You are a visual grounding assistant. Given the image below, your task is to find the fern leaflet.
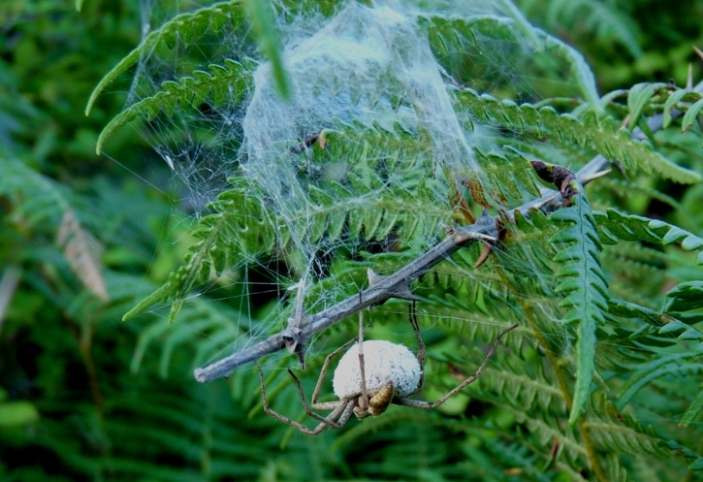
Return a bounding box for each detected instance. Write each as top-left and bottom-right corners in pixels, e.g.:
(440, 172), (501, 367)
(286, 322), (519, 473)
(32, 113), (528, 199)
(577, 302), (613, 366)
(549, 192), (608, 424)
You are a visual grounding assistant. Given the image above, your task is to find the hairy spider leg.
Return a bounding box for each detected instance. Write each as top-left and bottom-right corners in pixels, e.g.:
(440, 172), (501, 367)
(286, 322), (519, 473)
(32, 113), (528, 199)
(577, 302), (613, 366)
(393, 323), (519, 410)
(309, 336), (358, 406)
(286, 369), (350, 428)
(285, 335), (358, 427)
(408, 301), (426, 395)
(356, 292), (370, 414)
(256, 362), (355, 435)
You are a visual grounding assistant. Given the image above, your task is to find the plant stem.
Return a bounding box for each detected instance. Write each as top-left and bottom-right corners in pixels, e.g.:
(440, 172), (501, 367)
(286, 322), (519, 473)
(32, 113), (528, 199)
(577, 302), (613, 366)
(194, 160), (607, 382)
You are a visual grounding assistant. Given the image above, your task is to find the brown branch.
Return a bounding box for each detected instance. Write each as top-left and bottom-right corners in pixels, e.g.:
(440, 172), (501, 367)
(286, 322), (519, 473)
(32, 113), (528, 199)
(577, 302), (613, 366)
(193, 160), (607, 382)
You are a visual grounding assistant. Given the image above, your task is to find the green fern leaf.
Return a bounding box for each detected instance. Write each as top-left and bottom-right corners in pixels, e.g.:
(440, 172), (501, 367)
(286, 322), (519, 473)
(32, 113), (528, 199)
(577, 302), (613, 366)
(0, 158), (70, 223)
(130, 298), (246, 377)
(507, 407), (587, 462)
(616, 353), (701, 407)
(607, 298), (664, 326)
(479, 436), (552, 482)
(480, 363), (567, 414)
(681, 97), (703, 133)
(627, 82), (668, 130)
(597, 178), (698, 230)
(526, 0), (642, 58)
(96, 59), (253, 154)
(123, 126), (449, 320)
(595, 209), (703, 264)
(86, 1), (245, 115)
(475, 147), (541, 199)
(549, 193), (608, 425)
(679, 384), (703, 427)
(662, 90), (702, 128)
(424, 15), (601, 109)
(662, 281), (703, 312)
(455, 89), (702, 183)
(586, 395), (702, 467)
(123, 203), (246, 322)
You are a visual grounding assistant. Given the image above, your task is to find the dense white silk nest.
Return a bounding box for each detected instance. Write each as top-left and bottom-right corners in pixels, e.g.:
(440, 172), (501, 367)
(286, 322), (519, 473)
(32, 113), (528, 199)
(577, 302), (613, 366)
(333, 340), (421, 399)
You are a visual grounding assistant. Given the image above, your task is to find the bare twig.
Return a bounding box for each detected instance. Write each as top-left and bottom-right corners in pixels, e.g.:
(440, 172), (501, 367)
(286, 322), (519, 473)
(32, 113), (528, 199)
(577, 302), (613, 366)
(193, 160), (604, 382)
(193, 80), (703, 383)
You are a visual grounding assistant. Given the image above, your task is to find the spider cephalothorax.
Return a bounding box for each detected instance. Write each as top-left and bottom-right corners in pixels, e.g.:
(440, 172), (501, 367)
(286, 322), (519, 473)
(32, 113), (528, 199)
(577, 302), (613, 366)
(256, 302), (518, 435)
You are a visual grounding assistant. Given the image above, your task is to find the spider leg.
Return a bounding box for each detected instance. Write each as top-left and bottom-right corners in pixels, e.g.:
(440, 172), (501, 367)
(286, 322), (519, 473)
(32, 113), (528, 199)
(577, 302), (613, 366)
(393, 323), (519, 410)
(286, 368), (348, 429)
(357, 294), (369, 413)
(336, 399), (356, 427)
(409, 300), (426, 393)
(256, 363), (350, 435)
(309, 335), (358, 405)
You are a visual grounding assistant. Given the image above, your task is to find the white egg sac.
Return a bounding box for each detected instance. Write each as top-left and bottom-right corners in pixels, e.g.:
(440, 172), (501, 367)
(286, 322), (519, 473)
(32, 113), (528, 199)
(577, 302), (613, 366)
(333, 340), (422, 399)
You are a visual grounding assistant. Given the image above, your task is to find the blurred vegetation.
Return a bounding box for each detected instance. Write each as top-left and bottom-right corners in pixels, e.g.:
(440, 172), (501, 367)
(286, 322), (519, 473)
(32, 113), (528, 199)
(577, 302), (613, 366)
(1, 1), (703, 481)
(517, 0), (703, 90)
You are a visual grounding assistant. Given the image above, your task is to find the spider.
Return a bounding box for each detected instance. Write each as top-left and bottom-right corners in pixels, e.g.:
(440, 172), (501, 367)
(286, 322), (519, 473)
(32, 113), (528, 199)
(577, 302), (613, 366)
(256, 303), (518, 435)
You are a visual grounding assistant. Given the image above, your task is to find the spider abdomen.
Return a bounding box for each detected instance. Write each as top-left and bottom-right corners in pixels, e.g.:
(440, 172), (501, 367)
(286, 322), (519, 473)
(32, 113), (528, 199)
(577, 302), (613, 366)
(332, 340), (421, 399)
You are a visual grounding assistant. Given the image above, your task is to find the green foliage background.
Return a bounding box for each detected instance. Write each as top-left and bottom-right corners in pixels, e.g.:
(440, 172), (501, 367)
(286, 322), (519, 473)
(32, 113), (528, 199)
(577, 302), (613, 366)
(1, 0), (703, 481)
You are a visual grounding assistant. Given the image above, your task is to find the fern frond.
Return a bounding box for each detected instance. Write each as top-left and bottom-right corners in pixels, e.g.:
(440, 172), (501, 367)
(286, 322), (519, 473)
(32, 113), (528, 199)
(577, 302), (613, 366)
(422, 15), (601, 109)
(480, 363), (567, 414)
(454, 89), (702, 183)
(125, 123), (464, 320)
(586, 396), (703, 470)
(549, 193), (608, 425)
(129, 296), (247, 378)
(681, 98), (703, 134)
(607, 298), (665, 326)
(679, 384), (703, 427)
(89, 387), (281, 480)
(85, 1), (246, 115)
(328, 409), (428, 451)
(475, 147), (541, 200)
(601, 453), (632, 482)
(508, 407), (588, 462)
(623, 84), (703, 141)
(663, 280), (703, 313)
(627, 82), (670, 129)
(96, 59), (254, 154)
(123, 171), (291, 323)
(451, 409), (590, 480)
(595, 208), (703, 264)
(659, 88), (703, 128)
(595, 177), (699, 231)
(601, 245), (666, 279)
(0, 158), (70, 225)
(520, 0), (642, 58)
(478, 435), (552, 482)
(615, 353), (702, 408)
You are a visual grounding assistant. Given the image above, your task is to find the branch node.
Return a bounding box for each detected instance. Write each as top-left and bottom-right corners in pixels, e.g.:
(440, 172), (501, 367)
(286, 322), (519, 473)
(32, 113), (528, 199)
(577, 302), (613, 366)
(282, 326), (307, 368)
(367, 268), (419, 301)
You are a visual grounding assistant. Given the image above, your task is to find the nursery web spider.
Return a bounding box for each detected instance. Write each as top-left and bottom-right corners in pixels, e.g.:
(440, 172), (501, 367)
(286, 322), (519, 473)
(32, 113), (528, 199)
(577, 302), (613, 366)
(256, 302), (518, 435)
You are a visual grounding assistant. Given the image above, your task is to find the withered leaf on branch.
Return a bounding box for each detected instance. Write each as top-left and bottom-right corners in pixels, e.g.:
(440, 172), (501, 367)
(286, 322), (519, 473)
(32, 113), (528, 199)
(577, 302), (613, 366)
(530, 160), (579, 204)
